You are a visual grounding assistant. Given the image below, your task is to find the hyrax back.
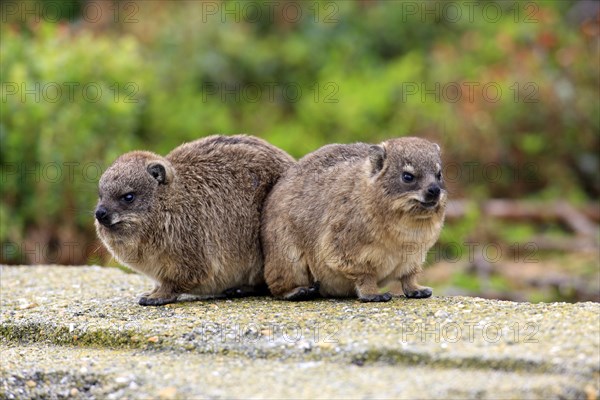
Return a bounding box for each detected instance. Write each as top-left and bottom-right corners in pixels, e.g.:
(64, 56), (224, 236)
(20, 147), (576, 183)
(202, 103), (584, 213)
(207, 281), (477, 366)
(262, 137), (446, 302)
(95, 135), (294, 306)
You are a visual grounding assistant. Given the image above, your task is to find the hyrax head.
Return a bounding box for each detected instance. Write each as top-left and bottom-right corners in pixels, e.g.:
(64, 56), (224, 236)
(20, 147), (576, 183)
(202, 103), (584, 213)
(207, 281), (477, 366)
(95, 151), (175, 237)
(366, 137), (447, 217)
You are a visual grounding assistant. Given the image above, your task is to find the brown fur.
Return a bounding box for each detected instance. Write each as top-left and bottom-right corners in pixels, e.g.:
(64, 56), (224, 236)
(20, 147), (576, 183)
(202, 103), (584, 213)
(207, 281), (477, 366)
(95, 135), (294, 306)
(262, 137), (447, 302)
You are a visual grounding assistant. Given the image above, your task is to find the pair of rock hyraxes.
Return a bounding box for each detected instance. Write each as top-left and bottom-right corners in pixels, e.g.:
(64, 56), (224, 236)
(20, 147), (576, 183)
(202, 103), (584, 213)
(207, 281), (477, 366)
(95, 135), (447, 305)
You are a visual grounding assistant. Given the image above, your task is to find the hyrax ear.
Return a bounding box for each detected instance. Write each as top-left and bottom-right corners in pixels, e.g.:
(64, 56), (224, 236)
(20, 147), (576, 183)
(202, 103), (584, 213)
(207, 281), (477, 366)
(433, 143), (441, 153)
(368, 144), (386, 175)
(146, 160), (174, 185)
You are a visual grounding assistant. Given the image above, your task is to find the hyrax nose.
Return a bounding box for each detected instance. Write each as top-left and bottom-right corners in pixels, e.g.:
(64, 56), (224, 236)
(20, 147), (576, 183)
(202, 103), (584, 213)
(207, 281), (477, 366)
(425, 184), (441, 200)
(95, 206), (110, 225)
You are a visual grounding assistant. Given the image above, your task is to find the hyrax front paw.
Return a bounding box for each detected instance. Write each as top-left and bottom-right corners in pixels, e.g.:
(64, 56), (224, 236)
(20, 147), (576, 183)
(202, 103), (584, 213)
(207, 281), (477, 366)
(359, 292), (393, 302)
(404, 287), (432, 299)
(138, 295), (178, 306)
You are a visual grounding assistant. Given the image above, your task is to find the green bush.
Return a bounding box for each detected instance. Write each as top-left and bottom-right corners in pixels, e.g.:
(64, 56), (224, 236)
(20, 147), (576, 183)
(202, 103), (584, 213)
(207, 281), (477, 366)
(0, 0), (597, 266)
(1, 23), (152, 263)
(137, 0), (598, 198)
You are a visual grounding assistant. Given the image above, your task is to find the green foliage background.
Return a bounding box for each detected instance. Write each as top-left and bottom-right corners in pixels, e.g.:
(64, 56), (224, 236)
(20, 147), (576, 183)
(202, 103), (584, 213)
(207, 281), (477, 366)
(1, 0), (598, 300)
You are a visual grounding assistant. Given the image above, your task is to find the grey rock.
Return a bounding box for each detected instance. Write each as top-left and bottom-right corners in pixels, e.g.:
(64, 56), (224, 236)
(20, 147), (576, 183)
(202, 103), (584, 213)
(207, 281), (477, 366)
(1, 266), (598, 399)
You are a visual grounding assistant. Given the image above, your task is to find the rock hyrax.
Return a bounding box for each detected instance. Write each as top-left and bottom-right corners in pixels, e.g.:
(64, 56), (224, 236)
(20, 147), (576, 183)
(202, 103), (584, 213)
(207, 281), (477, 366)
(95, 135), (294, 306)
(262, 137), (446, 302)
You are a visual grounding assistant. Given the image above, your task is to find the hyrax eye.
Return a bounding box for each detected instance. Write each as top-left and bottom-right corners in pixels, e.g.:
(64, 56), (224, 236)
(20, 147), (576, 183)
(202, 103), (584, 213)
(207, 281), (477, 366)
(121, 193), (135, 203)
(436, 171), (442, 180)
(402, 172), (415, 183)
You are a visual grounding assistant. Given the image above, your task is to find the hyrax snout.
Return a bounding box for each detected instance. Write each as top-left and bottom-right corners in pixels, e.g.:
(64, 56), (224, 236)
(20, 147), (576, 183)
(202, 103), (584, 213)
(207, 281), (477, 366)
(95, 135), (294, 306)
(262, 137), (447, 302)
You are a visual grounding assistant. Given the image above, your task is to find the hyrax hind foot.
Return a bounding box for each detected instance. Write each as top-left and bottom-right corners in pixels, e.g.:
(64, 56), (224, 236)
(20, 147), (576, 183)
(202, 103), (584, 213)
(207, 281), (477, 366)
(138, 285), (179, 306)
(404, 287), (433, 299)
(222, 284), (270, 298)
(401, 274), (433, 299)
(138, 294), (179, 306)
(283, 282), (321, 301)
(356, 275), (392, 302)
(359, 292), (393, 302)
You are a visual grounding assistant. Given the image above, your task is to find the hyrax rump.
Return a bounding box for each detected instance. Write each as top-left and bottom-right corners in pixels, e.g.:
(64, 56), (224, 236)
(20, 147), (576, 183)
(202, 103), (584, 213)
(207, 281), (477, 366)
(95, 135), (294, 306)
(262, 137), (447, 302)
